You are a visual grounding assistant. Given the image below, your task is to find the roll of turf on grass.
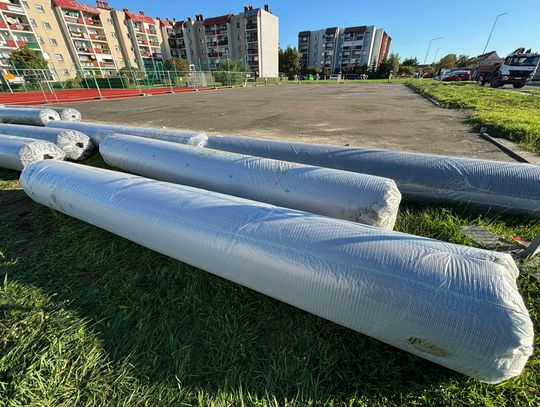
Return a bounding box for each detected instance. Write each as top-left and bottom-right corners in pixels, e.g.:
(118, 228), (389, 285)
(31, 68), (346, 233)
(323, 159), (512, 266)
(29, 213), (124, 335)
(0, 134), (65, 170)
(0, 123), (92, 160)
(1, 105), (81, 122)
(21, 160), (533, 383)
(47, 120), (207, 146)
(0, 107), (60, 126)
(100, 134), (401, 228)
(205, 135), (540, 217)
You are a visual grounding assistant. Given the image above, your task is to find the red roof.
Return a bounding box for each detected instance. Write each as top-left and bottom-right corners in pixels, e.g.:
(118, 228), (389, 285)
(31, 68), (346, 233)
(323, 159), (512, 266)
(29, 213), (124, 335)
(53, 0), (100, 14)
(158, 18), (172, 27)
(125, 10), (155, 24)
(203, 14), (232, 26)
(173, 21), (185, 29)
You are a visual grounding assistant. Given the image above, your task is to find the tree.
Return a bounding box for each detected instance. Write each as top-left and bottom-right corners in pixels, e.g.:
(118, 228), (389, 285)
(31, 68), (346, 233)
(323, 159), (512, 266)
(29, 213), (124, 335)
(279, 46), (301, 77)
(164, 57), (189, 72)
(456, 55), (474, 68)
(214, 59), (249, 85)
(434, 54), (457, 72)
(8, 46), (49, 85)
(401, 57), (419, 67)
(321, 67), (330, 78)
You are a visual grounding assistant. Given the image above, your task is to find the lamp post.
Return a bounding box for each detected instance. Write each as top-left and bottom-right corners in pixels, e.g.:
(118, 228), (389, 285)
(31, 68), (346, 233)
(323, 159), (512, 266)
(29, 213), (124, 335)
(482, 12), (507, 55)
(423, 37), (444, 65)
(433, 47), (442, 64)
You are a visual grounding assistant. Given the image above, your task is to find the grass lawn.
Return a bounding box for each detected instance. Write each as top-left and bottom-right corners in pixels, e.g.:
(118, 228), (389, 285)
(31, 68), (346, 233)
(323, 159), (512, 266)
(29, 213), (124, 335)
(1, 154), (539, 405)
(406, 80), (540, 154)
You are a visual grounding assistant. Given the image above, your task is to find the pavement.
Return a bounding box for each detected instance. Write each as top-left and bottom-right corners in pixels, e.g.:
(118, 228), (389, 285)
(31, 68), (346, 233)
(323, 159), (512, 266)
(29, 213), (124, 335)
(63, 83), (513, 161)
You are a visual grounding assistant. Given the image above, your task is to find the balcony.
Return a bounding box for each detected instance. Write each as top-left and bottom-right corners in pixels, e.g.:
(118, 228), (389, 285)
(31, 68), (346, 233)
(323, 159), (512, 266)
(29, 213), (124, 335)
(246, 35), (257, 43)
(246, 24), (257, 30)
(0, 3), (24, 14)
(9, 22), (31, 32)
(247, 48), (258, 55)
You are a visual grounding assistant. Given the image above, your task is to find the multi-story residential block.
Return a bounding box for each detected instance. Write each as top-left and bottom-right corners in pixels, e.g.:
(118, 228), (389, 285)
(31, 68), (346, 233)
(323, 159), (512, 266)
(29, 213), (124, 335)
(298, 25), (391, 73)
(27, 0), (75, 80)
(0, 0), (43, 69)
(169, 5), (278, 77)
(0, 0), (279, 79)
(52, 0), (118, 75)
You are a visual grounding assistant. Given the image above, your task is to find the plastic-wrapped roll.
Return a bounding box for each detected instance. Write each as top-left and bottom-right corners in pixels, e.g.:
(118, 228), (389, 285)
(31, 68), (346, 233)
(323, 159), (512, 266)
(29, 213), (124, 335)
(47, 120), (207, 146)
(205, 135), (540, 217)
(100, 134), (401, 228)
(0, 134), (65, 170)
(51, 107), (81, 122)
(21, 160), (533, 383)
(0, 107), (60, 126)
(0, 123), (92, 160)
(1, 105), (81, 122)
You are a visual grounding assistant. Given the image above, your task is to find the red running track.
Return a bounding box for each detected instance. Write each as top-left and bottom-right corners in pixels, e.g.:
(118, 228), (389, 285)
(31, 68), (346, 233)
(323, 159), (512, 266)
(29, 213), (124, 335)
(0, 86), (227, 105)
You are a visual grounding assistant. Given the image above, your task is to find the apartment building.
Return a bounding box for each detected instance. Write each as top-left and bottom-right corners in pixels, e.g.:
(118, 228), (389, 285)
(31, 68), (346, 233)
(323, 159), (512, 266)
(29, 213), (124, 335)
(298, 25), (391, 73)
(169, 5), (278, 77)
(1, 1), (279, 79)
(0, 0), (43, 69)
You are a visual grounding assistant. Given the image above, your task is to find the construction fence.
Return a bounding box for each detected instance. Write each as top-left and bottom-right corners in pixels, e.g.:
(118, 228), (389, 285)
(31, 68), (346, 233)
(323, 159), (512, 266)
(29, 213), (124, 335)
(0, 67), (287, 95)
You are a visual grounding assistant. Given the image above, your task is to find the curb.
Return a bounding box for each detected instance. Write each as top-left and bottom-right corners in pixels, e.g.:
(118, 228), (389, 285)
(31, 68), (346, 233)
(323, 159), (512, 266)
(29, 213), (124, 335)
(406, 84), (441, 107)
(478, 130), (529, 163)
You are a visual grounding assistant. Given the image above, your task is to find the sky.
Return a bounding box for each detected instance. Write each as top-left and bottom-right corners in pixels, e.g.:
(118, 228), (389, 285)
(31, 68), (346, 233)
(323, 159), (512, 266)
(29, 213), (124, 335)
(106, 0), (540, 62)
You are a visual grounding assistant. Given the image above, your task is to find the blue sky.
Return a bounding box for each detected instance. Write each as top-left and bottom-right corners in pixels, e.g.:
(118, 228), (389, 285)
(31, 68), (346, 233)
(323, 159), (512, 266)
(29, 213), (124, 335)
(107, 0), (540, 61)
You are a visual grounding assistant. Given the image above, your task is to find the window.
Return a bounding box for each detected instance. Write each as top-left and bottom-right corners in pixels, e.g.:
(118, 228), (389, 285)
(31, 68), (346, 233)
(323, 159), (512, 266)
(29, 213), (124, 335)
(29, 18), (36, 27)
(43, 22), (51, 30)
(63, 69), (69, 75)
(42, 52), (50, 60)
(236, 22), (240, 28)
(37, 36), (44, 44)
(111, 32), (117, 38)
(36, 4), (45, 13)
(22, 1), (29, 8)
(107, 18), (113, 24)
(55, 54), (64, 61)
(50, 38), (58, 46)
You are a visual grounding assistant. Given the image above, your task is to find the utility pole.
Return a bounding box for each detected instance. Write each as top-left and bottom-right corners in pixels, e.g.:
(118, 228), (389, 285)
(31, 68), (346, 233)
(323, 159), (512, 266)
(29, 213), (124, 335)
(423, 37), (444, 65)
(482, 12), (508, 55)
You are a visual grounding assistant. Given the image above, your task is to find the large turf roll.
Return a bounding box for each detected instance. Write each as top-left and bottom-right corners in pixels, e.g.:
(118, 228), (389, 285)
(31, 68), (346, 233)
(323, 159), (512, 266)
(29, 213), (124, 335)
(21, 160), (533, 383)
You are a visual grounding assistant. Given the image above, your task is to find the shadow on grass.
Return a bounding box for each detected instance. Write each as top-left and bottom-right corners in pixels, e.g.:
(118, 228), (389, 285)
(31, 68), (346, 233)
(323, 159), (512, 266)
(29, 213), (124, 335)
(0, 168), (20, 182)
(0, 188), (468, 403)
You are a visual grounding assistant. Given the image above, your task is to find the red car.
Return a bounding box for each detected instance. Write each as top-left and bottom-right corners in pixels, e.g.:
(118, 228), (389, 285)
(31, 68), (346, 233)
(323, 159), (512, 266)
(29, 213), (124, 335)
(442, 71), (471, 81)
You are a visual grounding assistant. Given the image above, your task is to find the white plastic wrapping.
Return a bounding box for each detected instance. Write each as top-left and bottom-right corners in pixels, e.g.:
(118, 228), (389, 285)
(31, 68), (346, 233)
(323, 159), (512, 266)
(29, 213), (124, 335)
(205, 135), (540, 217)
(0, 123), (93, 160)
(0, 107), (60, 126)
(47, 120), (207, 146)
(21, 160), (533, 383)
(100, 134), (401, 228)
(1, 105), (81, 122)
(0, 134), (65, 170)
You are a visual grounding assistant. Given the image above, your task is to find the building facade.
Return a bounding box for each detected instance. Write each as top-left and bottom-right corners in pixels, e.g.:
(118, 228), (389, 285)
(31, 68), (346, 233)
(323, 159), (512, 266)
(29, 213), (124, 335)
(166, 5), (278, 77)
(1, 0), (279, 80)
(0, 0), (44, 69)
(298, 25), (391, 73)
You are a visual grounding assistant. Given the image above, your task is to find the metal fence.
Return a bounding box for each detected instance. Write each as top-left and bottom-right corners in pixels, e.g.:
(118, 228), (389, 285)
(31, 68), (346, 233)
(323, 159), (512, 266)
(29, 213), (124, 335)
(0, 67), (287, 95)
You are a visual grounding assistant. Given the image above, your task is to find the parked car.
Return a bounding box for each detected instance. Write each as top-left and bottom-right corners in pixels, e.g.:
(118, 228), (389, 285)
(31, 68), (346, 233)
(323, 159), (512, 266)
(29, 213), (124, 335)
(442, 70), (471, 81)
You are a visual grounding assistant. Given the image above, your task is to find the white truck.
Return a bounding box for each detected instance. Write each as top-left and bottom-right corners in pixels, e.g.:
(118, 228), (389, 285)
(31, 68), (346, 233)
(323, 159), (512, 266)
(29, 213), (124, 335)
(477, 48), (540, 88)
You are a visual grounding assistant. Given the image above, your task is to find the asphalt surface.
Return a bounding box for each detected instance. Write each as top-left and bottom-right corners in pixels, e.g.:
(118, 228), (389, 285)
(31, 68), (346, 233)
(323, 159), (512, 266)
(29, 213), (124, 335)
(65, 83), (513, 161)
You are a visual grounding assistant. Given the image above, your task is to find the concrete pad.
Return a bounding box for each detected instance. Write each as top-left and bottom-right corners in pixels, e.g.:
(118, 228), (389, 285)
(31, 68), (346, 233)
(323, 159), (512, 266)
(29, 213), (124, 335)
(63, 83), (513, 161)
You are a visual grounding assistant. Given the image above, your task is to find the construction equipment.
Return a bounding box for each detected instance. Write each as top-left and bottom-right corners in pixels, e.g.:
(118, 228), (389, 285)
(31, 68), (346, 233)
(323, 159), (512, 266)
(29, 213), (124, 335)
(477, 48), (540, 88)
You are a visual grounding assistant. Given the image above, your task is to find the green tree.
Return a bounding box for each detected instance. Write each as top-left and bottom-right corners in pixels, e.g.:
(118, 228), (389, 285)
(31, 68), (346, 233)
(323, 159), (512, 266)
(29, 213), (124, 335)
(279, 46), (301, 76)
(214, 59), (249, 85)
(8, 46), (49, 85)
(456, 55), (474, 68)
(402, 57), (419, 66)
(164, 57), (189, 72)
(321, 67), (330, 78)
(435, 54), (457, 72)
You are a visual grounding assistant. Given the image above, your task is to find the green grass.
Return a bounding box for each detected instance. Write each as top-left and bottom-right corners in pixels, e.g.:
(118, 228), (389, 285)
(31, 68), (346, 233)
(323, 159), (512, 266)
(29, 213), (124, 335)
(407, 80), (540, 153)
(1, 159), (539, 406)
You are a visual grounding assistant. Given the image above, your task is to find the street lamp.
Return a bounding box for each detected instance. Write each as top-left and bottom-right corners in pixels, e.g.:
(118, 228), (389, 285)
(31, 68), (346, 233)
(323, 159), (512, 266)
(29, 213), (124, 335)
(423, 37), (444, 65)
(482, 12), (508, 55)
(433, 47), (443, 63)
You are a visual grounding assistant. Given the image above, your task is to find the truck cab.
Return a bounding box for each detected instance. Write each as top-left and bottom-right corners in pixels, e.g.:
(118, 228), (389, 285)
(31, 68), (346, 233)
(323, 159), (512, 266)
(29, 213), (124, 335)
(478, 48), (540, 88)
